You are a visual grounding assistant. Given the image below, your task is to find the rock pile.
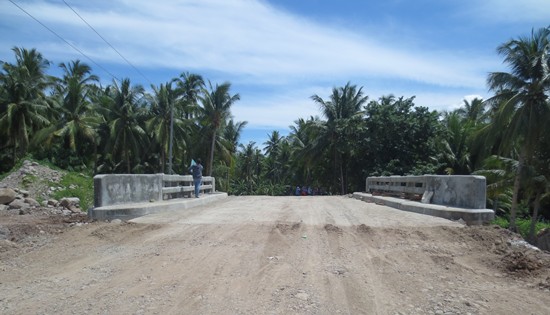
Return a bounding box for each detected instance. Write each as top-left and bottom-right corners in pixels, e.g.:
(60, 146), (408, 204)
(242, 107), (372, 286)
(0, 160), (64, 200)
(0, 160), (83, 216)
(0, 187), (83, 216)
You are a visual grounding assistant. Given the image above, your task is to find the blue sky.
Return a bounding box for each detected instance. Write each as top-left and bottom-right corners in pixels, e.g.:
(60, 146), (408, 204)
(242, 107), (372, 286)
(1, 0), (549, 148)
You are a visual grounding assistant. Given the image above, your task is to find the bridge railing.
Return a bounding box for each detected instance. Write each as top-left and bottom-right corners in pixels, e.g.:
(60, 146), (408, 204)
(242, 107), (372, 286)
(367, 175), (426, 197)
(162, 175), (215, 199)
(93, 173), (216, 208)
(366, 175), (487, 209)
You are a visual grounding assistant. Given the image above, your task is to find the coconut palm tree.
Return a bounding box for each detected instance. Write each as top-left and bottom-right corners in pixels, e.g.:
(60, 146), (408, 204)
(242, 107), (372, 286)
(216, 119), (247, 191)
(145, 81), (190, 173)
(34, 60), (99, 167)
(101, 78), (147, 173)
(485, 26), (550, 232)
(263, 130), (284, 182)
(199, 81), (240, 176)
(264, 130), (282, 159)
(474, 155), (516, 215)
(0, 47), (52, 163)
(526, 174), (548, 243)
(238, 141), (262, 182)
(288, 116), (321, 187)
(176, 72), (204, 120)
(311, 82), (368, 194)
(223, 119), (247, 155)
(439, 111), (473, 175)
(457, 97), (487, 125)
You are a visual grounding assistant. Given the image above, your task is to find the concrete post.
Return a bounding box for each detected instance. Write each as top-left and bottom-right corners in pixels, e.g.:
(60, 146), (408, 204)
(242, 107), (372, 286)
(156, 173), (164, 201)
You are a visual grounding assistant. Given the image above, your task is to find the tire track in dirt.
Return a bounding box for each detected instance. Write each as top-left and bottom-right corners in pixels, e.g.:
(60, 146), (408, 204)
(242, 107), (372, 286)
(319, 222), (384, 314)
(2, 196), (550, 315)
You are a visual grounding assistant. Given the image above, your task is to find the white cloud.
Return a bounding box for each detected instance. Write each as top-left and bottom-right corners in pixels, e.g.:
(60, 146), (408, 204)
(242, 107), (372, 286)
(411, 93), (486, 113)
(1, 0), (500, 145)
(1, 0), (489, 89)
(233, 89), (322, 129)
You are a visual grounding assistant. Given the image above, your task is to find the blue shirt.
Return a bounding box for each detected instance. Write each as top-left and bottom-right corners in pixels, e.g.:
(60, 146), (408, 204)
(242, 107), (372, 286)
(189, 164), (203, 179)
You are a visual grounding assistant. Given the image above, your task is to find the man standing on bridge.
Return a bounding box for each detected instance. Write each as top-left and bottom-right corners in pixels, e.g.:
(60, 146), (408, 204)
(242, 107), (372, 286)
(188, 158), (203, 198)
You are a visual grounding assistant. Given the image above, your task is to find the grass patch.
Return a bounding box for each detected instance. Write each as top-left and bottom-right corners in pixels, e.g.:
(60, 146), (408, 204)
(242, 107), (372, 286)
(491, 216), (509, 229)
(21, 174), (38, 189)
(0, 157), (94, 211)
(51, 172), (94, 212)
(491, 216), (550, 239)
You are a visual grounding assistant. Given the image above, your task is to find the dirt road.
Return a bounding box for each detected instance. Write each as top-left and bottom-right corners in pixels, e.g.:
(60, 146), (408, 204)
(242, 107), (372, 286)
(1, 196), (549, 314)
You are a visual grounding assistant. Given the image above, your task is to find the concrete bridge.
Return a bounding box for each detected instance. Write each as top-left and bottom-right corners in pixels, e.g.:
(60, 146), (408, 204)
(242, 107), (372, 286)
(89, 174), (494, 225)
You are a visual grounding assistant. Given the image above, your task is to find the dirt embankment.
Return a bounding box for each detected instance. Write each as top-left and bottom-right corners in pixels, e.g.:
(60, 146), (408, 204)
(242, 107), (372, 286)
(0, 161), (89, 253)
(1, 195), (549, 315)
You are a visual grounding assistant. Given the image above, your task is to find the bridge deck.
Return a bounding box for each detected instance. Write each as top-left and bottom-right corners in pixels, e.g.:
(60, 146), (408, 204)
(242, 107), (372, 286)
(92, 192), (492, 226)
(130, 195), (462, 228)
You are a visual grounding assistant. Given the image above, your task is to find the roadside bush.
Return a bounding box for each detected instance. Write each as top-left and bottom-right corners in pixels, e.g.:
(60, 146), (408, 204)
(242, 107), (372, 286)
(491, 216), (550, 240)
(52, 172), (94, 212)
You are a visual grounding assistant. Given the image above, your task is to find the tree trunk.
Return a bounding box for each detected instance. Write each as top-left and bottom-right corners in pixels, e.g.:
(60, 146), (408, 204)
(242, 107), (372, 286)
(12, 143), (16, 166)
(339, 154), (345, 195)
(168, 106), (174, 174)
(126, 149), (131, 174)
(509, 148), (525, 233)
(93, 139), (98, 175)
(161, 149), (166, 174)
(528, 192), (541, 244)
(333, 146), (339, 194)
(208, 130), (216, 176)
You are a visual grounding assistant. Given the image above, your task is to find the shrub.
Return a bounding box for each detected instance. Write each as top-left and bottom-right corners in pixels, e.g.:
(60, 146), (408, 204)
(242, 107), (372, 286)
(491, 215), (550, 239)
(52, 172), (94, 212)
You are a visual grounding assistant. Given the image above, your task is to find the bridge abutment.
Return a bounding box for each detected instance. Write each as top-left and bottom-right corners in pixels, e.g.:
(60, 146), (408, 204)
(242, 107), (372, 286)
(356, 175), (494, 225)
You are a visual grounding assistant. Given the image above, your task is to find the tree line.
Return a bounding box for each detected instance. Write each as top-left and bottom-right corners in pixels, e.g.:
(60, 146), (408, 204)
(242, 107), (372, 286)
(1, 27), (549, 237)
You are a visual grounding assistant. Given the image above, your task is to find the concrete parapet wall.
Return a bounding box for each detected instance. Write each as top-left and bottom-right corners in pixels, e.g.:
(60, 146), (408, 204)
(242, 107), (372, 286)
(94, 174), (163, 208)
(94, 174), (216, 208)
(367, 175), (487, 209)
(425, 175), (486, 209)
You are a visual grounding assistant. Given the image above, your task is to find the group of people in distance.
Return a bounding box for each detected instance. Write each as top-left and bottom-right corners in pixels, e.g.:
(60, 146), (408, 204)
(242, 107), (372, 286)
(295, 185), (325, 196)
(188, 158), (330, 198)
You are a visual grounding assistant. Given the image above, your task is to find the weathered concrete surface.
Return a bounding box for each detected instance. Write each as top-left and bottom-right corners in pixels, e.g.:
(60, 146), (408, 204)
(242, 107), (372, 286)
(425, 175), (487, 209)
(89, 192), (228, 220)
(353, 192), (494, 225)
(94, 174), (163, 208)
(367, 175), (488, 210)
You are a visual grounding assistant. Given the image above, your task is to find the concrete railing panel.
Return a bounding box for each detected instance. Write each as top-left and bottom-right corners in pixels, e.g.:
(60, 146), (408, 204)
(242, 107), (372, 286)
(94, 174), (216, 208)
(367, 175), (487, 209)
(94, 174), (163, 208)
(425, 175), (486, 209)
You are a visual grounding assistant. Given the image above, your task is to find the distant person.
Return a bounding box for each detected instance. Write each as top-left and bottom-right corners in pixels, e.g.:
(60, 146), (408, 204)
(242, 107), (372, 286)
(295, 186), (301, 196)
(188, 158), (203, 198)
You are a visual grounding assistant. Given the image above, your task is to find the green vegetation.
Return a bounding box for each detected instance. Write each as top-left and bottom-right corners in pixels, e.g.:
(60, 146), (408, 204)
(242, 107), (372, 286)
(51, 172), (94, 212)
(21, 174), (38, 189)
(1, 27), (549, 241)
(492, 216), (550, 240)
